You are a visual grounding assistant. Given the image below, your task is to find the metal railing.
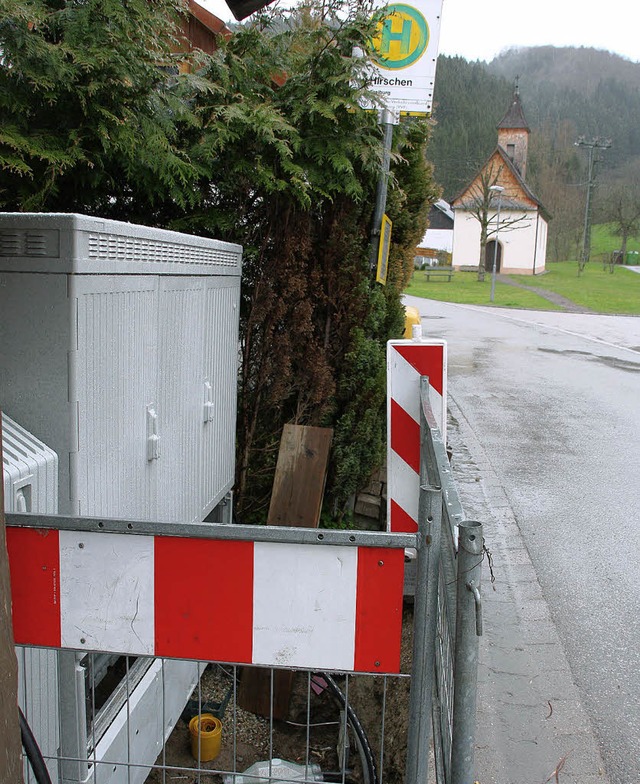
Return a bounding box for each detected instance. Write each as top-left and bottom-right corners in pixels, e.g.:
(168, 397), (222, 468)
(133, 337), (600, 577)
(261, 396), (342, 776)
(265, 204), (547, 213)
(7, 378), (483, 784)
(408, 377), (484, 784)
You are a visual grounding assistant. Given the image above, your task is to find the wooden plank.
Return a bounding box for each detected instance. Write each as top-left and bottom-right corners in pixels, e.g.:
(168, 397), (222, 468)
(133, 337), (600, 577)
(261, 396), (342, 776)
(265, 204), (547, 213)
(240, 424), (332, 719)
(0, 413), (23, 783)
(267, 424), (333, 528)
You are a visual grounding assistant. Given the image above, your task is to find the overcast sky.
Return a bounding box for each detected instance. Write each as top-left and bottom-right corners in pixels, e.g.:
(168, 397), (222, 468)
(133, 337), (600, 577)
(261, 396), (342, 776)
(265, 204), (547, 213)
(438, 0), (639, 63)
(200, 0), (640, 64)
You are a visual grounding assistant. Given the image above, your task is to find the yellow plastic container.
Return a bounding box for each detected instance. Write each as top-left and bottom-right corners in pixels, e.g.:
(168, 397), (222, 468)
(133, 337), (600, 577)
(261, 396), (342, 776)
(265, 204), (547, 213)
(189, 713), (222, 762)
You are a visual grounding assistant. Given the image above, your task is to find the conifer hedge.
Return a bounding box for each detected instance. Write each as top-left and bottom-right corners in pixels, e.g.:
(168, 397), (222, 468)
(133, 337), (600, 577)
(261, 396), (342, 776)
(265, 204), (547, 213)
(0, 0), (438, 523)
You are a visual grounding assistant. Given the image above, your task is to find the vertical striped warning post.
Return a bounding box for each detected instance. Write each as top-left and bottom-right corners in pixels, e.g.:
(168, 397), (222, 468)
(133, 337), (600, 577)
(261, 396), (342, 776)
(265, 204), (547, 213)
(387, 339), (447, 533)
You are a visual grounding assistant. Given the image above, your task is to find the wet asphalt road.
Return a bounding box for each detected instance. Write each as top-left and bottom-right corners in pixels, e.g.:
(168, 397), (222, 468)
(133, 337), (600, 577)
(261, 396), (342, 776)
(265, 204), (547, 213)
(404, 295), (640, 784)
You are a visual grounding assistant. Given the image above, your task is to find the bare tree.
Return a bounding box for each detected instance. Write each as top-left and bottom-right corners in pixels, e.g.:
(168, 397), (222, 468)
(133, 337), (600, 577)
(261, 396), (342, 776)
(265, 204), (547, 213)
(458, 163), (530, 281)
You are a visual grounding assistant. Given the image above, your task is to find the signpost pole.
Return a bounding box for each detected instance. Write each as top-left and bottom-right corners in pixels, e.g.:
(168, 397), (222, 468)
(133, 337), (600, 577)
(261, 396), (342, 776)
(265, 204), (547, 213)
(369, 109), (398, 273)
(363, 0), (444, 274)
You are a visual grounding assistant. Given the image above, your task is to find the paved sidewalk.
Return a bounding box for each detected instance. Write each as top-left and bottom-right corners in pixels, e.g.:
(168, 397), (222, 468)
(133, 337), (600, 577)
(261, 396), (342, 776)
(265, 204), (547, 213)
(447, 398), (609, 784)
(495, 274), (592, 313)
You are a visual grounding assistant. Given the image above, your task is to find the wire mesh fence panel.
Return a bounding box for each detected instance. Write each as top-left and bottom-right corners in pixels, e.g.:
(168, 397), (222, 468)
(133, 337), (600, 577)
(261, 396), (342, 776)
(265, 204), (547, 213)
(432, 554), (455, 784)
(18, 655), (415, 784)
(432, 502), (460, 784)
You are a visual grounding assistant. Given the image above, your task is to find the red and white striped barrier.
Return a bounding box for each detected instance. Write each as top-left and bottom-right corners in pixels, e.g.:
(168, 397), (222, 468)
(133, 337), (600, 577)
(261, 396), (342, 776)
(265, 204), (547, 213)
(7, 527), (404, 673)
(387, 339), (447, 533)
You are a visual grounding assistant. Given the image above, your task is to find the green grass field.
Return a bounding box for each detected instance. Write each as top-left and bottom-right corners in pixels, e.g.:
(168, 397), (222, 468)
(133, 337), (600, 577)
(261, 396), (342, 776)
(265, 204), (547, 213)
(406, 261), (640, 315)
(590, 223), (640, 259)
(405, 221), (640, 314)
(405, 269), (558, 309)
(521, 261), (640, 314)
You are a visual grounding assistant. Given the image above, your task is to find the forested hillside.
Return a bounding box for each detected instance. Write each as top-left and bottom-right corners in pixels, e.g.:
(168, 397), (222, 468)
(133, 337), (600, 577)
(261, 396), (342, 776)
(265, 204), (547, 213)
(429, 57), (512, 199)
(429, 47), (640, 261)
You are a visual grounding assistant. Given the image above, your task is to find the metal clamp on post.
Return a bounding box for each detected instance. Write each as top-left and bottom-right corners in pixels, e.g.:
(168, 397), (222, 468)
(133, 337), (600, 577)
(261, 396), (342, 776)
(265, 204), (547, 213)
(146, 405), (160, 461)
(466, 579), (483, 637)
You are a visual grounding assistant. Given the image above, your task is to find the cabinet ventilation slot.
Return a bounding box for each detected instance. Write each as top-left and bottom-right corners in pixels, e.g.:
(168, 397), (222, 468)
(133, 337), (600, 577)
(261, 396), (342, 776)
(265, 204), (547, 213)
(0, 229), (60, 258)
(86, 234), (238, 268)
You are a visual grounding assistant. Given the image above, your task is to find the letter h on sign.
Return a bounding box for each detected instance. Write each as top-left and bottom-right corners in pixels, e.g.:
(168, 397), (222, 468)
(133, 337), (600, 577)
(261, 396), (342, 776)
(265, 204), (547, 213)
(381, 17), (412, 56)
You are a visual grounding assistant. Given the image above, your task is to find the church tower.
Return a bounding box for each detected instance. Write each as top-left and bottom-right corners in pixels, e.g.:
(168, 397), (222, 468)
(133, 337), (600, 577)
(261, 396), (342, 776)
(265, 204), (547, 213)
(497, 85), (530, 179)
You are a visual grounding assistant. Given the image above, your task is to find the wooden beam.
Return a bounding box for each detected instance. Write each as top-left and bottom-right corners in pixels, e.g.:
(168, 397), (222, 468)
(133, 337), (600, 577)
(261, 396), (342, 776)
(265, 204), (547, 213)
(239, 425), (333, 719)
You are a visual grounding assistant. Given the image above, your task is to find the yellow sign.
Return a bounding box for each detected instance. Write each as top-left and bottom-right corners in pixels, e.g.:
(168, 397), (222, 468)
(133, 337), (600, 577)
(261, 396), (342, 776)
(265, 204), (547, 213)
(376, 214), (392, 285)
(370, 4), (429, 71)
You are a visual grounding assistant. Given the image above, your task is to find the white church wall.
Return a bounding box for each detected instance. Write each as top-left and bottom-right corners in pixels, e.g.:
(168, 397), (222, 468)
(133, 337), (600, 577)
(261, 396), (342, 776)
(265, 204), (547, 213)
(452, 212), (481, 268)
(453, 209), (546, 274)
(498, 210), (535, 273)
(533, 215), (548, 274)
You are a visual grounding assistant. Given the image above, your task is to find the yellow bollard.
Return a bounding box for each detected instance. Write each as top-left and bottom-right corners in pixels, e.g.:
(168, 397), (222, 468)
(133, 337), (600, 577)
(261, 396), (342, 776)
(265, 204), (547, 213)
(403, 305), (421, 338)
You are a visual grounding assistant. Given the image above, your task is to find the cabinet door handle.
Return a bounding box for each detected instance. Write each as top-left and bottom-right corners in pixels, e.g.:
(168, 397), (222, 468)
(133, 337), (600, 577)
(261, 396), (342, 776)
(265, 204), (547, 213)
(204, 380), (214, 423)
(146, 405), (161, 461)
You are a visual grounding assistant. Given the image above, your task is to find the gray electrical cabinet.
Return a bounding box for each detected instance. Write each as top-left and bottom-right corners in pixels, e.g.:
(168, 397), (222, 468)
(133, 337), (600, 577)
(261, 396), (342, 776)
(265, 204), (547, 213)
(0, 213), (243, 783)
(0, 212), (242, 523)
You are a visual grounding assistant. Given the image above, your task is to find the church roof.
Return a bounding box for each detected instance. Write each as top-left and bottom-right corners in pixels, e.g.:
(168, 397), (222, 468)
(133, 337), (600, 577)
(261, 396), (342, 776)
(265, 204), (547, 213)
(433, 199), (454, 221)
(494, 147), (547, 213)
(450, 146), (551, 220)
(497, 91), (530, 131)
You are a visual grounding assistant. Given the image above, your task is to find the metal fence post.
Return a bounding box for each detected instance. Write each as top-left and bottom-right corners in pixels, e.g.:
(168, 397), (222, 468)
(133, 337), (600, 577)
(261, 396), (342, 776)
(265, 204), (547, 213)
(58, 651), (89, 783)
(450, 521), (483, 784)
(406, 485), (442, 784)
(0, 417), (22, 784)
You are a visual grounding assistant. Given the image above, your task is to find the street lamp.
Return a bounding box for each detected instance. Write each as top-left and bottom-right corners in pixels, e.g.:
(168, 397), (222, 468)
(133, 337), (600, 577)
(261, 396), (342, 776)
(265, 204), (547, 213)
(488, 185), (504, 303)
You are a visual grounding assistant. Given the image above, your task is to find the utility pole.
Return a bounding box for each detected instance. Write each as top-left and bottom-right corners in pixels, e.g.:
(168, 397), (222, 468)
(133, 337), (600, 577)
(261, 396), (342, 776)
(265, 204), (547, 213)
(575, 136), (611, 273)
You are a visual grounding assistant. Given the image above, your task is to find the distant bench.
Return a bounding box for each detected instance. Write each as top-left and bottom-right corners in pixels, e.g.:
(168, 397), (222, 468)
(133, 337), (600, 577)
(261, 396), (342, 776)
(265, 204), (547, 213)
(425, 266), (454, 282)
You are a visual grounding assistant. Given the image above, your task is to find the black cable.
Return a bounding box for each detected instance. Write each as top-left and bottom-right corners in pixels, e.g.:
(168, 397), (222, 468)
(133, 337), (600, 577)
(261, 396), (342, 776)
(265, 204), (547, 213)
(19, 706), (53, 784)
(318, 674), (378, 784)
